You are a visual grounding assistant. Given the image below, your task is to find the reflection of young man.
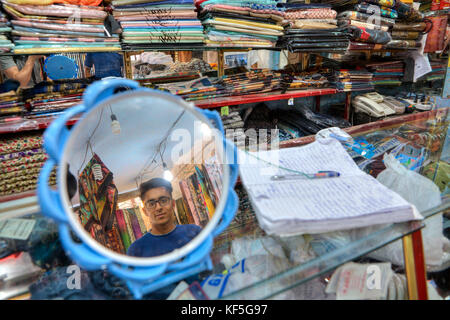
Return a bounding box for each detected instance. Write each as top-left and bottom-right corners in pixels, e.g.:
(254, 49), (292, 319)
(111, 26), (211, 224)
(127, 178), (202, 258)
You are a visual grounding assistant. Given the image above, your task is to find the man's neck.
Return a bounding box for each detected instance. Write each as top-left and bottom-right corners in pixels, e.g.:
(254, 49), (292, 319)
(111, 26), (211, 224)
(151, 223), (176, 235)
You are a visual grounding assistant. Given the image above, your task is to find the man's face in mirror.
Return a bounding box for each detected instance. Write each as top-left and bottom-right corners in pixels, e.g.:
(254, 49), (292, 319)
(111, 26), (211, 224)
(142, 187), (175, 228)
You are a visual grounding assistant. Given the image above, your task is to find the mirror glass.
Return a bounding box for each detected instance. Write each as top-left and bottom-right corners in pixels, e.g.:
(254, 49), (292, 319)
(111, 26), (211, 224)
(61, 90), (227, 261)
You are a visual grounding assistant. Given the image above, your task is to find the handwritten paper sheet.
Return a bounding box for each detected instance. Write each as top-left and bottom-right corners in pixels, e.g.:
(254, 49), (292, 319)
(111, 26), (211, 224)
(238, 139), (422, 236)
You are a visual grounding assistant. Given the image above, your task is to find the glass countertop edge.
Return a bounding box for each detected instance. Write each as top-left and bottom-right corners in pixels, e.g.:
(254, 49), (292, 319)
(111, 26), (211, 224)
(219, 202), (450, 300)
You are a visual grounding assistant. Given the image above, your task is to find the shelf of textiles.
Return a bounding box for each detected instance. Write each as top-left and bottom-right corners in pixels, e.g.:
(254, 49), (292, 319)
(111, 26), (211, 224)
(138, 67), (339, 105)
(0, 0), (444, 55)
(0, 130), (57, 199)
(0, 0), (121, 55)
(214, 101), (353, 149)
(0, 78), (93, 134)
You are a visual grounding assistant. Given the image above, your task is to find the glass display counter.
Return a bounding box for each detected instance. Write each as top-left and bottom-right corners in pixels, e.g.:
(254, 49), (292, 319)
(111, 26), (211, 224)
(0, 106), (448, 300)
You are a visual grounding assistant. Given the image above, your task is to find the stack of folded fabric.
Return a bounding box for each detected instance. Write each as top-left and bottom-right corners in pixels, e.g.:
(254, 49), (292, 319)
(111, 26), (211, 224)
(338, 4), (394, 50)
(342, 0), (427, 51)
(388, 21), (429, 50)
(19, 78), (92, 100)
(195, 0), (285, 48)
(417, 60), (447, 82)
(180, 69), (283, 101)
(2, 0), (120, 54)
(113, 0), (205, 49)
(0, 9), (14, 52)
(168, 58), (213, 73)
(280, 69), (331, 91)
(159, 69), (283, 101)
(0, 132), (55, 197)
(331, 68), (374, 91)
(0, 90), (24, 121)
(274, 107), (351, 136)
(24, 91), (83, 119)
(366, 60), (405, 86)
(278, 2), (351, 53)
(220, 107), (246, 149)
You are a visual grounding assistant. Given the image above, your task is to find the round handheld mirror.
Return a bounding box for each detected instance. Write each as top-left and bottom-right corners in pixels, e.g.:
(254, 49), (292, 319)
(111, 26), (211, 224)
(38, 79), (239, 299)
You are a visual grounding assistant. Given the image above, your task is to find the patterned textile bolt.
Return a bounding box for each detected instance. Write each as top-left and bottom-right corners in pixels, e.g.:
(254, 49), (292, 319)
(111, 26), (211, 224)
(78, 153), (118, 233)
(0, 133), (43, 155)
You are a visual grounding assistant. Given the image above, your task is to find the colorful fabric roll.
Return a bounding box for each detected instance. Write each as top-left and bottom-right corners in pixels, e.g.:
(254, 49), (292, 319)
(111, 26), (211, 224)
(285, 8), (337, 20)
(347, 25), (392, 44)
(355, 3), (398, 19)
(0, 133), (43, 155)
(0, 152), (48, 169)
(338, 11), (395, 26)
(365, 0), (396, 9)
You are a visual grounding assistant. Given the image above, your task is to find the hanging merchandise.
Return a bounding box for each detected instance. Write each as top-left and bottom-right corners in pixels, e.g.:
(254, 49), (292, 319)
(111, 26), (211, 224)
(78, 153), (118, 233)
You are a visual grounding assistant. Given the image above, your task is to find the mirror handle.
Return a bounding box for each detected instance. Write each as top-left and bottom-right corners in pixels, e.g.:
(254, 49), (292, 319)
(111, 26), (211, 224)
(44, 104), (86, 162)
(37, 159), (68, 223)
(82, 78), (140, 111)
(212, 189), (239, 237)
(108, 263), (168, 283)
(58, 224), (112, 270)
(212, 138), (239, 237)
(168, 234), (213, 270)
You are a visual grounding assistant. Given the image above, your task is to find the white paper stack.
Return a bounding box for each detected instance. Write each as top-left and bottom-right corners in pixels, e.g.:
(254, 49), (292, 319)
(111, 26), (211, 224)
(238, 138), (423, 236)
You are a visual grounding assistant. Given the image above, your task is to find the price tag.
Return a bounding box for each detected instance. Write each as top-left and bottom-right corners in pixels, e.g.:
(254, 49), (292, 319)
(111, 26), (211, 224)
(221, 106), (229, 116)
(288, 98), (294, 106)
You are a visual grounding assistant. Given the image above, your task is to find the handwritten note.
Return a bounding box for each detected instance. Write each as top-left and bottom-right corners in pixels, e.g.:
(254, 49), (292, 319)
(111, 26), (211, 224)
(238, 140), (421, 235)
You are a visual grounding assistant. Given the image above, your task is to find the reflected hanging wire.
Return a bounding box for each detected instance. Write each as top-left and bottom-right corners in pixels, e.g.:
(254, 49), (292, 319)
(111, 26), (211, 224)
(77, 106), (105, 177)
(137, 110), (186, 185)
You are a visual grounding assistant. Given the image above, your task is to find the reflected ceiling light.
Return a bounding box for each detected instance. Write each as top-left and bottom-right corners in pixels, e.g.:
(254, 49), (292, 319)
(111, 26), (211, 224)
(162, 162), (173, 181)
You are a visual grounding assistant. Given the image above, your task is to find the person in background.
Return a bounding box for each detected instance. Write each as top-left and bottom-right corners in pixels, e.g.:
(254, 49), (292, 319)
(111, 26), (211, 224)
(127, 178), (202, 258)
(84, 52), (123, 79)
(0, 55), (45, 88)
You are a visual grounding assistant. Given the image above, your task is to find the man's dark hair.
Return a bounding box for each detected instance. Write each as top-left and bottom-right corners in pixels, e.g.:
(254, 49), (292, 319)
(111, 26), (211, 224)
(139, 178), (173, 200)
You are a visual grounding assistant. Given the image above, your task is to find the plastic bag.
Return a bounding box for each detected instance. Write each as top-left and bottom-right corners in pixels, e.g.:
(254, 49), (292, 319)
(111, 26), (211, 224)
(311, 153), (447, 267)
(376, 153), (441, 212)
(366, 153), (445, 266)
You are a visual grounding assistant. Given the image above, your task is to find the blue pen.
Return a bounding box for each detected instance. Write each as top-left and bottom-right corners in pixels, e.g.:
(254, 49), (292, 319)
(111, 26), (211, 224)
(271, 171), (341, 181)
(329, 133), (351, 142)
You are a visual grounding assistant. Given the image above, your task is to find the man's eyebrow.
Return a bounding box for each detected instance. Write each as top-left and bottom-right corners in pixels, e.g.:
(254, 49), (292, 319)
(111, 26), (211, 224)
(145, 196), (170, 202)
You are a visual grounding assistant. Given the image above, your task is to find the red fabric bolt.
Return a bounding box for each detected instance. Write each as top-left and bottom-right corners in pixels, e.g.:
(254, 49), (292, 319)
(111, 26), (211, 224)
(424, 16), (448, 53)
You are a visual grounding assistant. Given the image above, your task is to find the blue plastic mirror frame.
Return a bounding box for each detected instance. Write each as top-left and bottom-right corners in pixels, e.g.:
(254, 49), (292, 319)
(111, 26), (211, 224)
(37, 79), (239, 299)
